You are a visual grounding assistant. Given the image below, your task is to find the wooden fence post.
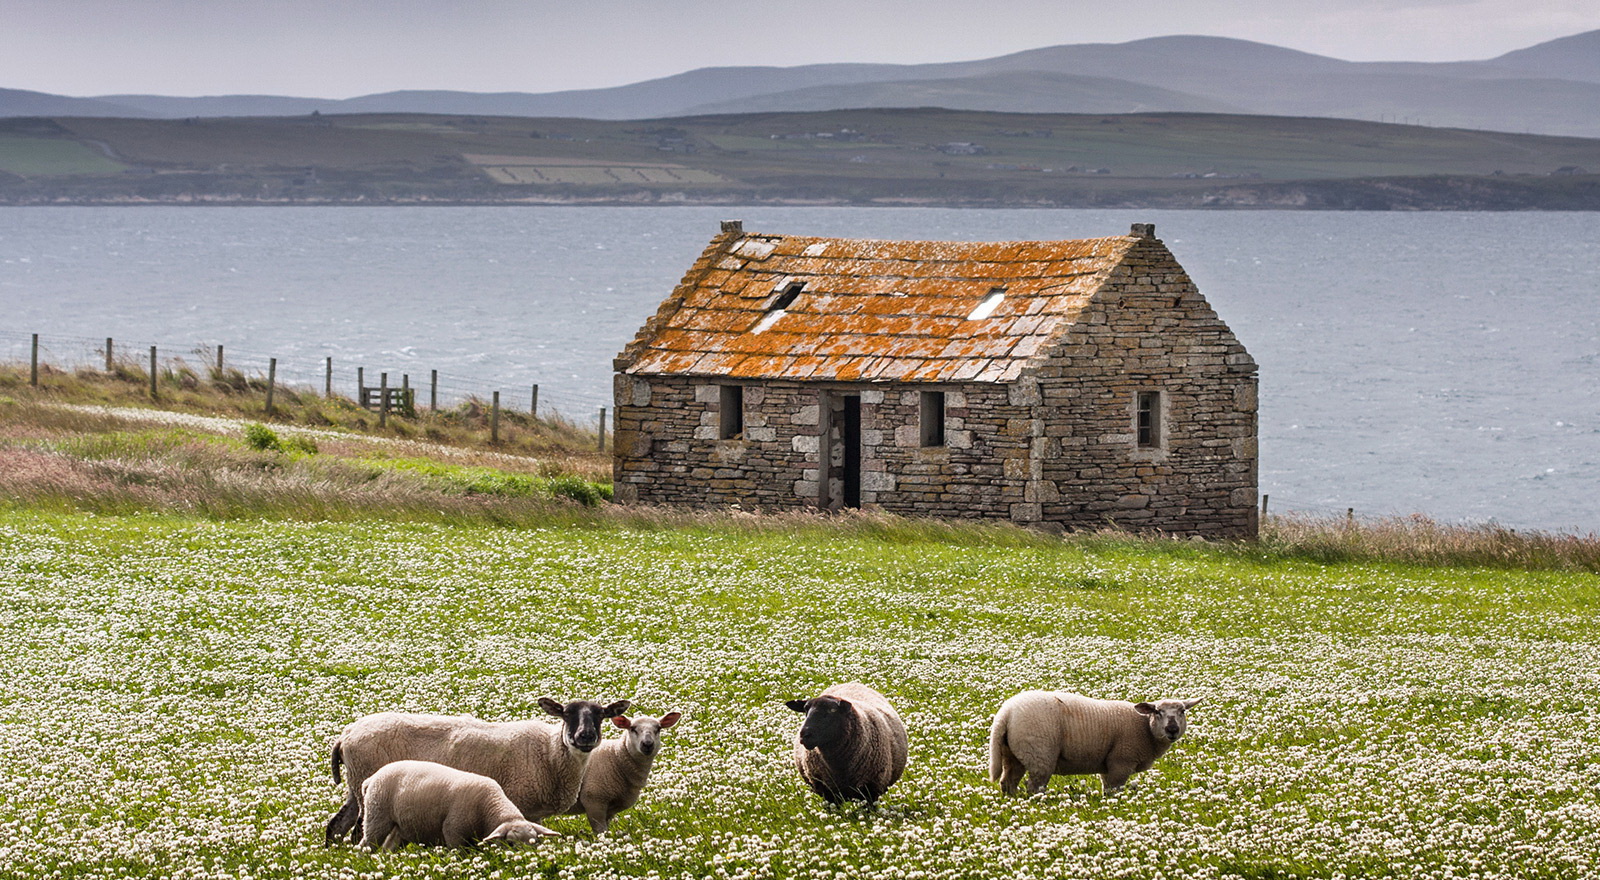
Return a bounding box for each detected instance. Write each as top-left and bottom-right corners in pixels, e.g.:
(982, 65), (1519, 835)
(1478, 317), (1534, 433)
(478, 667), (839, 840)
(265, 358), (277, 415)
(597, 406), (607, 452)
(105, 337), (113, 372)
(530, 384), (539, 418)
(379, 372), (389, 427)
(216, 345), (224, 373)
(357, 367), (365, 405)
(149, 346), (158, 400)
(491, 391), (500, 445)
(1260, 494), (1269, 517)
(429, 369), (438, 412)
(30, 333), (38, 387)
(325, 357), (333, 398)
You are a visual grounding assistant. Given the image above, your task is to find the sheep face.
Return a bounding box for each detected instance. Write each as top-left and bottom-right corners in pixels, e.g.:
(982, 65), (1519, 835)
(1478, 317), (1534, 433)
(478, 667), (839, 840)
(484, 820), (560, 845)
(786, 696), (852, 750)
(1133, 698), (1203, 744)
(612, 712), (681, 759)
(538, 698), (633, 753)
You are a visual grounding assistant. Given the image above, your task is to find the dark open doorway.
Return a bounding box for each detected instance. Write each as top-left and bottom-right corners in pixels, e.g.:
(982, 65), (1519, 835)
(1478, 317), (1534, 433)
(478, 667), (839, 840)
(841, 395), (861, 509)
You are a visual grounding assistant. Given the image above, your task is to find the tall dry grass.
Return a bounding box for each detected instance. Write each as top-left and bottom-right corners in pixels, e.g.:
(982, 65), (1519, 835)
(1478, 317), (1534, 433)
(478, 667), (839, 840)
(0, 362), (604, 460)
(1257, 513), (1600, 573)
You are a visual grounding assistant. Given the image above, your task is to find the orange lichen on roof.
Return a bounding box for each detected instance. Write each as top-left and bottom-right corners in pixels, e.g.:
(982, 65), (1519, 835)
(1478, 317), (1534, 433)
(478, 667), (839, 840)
(619, 229), (1140, 383)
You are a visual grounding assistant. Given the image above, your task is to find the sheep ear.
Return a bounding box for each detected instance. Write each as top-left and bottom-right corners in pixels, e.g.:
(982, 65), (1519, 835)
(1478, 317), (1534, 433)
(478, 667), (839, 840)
(1133, 702), (1157, 716)
(1181, 698), (1203, 711)
(785, 699), (809, 712)
(484, 823), (512, 842)
(533, 823), (560, 838)
(603, 700), (632, 717)
(538, 697), (565, 717)
(611, 716), (633, 730)
(659, 711), (682, 729)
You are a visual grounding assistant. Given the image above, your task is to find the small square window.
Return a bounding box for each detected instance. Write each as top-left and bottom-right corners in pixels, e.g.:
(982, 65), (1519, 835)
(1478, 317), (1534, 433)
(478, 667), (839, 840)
(720, 385), (744, 440)
(920, 391), (946, 447)
(1136, 391), (1162, 449)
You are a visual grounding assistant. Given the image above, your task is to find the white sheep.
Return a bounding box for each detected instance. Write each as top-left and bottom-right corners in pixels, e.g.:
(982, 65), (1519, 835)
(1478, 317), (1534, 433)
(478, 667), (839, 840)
(359, 759), (561, 850)
(565, 711), (682, 834)
(988, 690), (1201, 795)
(786, 683), (908, 804)
(326, 697), (631, 845)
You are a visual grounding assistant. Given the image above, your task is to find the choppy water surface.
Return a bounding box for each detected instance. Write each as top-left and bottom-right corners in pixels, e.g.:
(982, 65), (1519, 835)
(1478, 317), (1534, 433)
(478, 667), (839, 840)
(1, 206), (1595, 532)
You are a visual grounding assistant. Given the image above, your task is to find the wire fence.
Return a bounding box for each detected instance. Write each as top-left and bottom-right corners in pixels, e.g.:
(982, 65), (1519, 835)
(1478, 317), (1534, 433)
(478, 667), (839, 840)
(0, 328), (612, 427)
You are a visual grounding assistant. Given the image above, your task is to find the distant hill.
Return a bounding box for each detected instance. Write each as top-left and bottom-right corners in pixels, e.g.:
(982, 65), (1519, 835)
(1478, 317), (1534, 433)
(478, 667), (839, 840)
(3, 108), (1597, 209)
(5, 30), (1599, 137)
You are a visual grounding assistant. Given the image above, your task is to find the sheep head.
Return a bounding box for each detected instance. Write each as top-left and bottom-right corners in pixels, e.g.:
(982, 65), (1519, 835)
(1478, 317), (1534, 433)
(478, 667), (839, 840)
(539, 697), (633, 753)
(786, 695), (853, 750)
(1133, 697), (1203, 744)
(612, 711), (681, 759)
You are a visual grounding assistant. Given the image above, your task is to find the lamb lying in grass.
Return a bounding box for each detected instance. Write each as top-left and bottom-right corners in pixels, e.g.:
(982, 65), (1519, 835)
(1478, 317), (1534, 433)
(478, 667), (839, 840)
(786, 683), (907, 804)
(989, 690), (1201, 795)
(566, 711), (681, 834)
(360, 759), (560, 850)
(326, 697), (631, 844)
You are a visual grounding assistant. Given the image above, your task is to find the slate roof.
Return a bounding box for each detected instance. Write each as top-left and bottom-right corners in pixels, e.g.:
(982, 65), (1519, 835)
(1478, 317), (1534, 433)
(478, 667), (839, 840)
(617, 225), (1142, 384)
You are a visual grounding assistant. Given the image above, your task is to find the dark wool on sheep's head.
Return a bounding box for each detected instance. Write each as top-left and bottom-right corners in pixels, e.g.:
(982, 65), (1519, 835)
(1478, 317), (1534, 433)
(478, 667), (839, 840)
(540, 698), (633, 753)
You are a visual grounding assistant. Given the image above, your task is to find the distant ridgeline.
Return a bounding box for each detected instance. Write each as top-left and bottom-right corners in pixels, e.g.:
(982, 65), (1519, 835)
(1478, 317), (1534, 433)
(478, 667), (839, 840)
(0, 109), (1597, 209)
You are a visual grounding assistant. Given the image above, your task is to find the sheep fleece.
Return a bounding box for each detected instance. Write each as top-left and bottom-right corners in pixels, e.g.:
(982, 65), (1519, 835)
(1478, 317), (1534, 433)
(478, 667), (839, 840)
(794, 683), (908, 802)
(989, 690), (1173, 794)
(336, 713), (587, 821)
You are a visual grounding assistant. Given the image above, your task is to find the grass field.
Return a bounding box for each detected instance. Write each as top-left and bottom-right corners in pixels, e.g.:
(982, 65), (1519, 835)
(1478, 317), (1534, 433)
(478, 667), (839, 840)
(1, 506), (1597, 879)
(0, 135), (125, 175)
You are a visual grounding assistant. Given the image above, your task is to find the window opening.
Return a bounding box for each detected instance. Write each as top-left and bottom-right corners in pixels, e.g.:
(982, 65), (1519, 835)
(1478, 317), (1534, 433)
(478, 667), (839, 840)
(753, 281), (805, 335)
(920, 391), (946, 447)
(967, 287), (1006, 320)
(1136, 391), (1161, 449)
(720, 385), (744, 440)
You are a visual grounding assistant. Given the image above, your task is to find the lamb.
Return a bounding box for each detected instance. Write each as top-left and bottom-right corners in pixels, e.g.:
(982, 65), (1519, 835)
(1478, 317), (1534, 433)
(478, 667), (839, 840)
(359, 759), (561, 850)
(565, 711), (682, 834)
(785, 683), (908, 804)
(325, 696), (631, 845)
(988, 690), (1202, 795)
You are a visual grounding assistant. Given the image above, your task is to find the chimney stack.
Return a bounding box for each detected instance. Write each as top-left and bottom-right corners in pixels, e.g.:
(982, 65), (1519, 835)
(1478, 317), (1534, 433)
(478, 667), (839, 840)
(720, 219), (744, 234)
(1130, 223), (1156, 239)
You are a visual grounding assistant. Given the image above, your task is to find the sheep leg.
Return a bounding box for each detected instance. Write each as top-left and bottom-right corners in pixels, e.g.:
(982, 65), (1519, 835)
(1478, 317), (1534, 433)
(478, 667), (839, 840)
(380, 829), (404, 852)
(585, 806), (612, 835)
(1024, 770), (1052, 795)
(325, 798), (360, 846)
(360, 811), (396, 851)
(1099, 770), (1133, 795)
(996, 749), (1026, 795)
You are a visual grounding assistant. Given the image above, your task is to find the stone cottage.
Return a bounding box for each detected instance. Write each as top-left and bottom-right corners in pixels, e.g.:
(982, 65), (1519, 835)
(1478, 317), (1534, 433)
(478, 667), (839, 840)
(611, 221), (1258, 537)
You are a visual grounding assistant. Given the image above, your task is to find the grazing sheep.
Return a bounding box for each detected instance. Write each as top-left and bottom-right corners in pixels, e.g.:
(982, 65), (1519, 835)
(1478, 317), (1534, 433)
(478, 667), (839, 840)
(566, 711), (682, 834)
(359, 759), (561, 850)
(325, 697), (631, 845)
(785, 683), (908, 804)
(988, 690), (1202, 795)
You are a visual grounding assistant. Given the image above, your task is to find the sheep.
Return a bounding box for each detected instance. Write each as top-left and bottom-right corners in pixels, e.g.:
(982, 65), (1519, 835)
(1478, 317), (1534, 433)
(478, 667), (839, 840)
(565, 710), (682, 834)
(785, 683), (908, 804)
(988, 690), (1202, 796)
(359, 759), (561, 850)
(325, 696), (631, 845)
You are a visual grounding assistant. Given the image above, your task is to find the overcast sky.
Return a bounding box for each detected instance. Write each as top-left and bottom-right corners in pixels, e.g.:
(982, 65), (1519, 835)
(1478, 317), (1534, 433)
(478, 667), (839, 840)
(4, 0), (1596, 98)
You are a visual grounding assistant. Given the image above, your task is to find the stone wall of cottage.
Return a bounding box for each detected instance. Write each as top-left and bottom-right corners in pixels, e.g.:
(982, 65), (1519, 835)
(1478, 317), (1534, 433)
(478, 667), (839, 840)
(1030, 238), (1258, 537)
(610, 376), (1034, 514)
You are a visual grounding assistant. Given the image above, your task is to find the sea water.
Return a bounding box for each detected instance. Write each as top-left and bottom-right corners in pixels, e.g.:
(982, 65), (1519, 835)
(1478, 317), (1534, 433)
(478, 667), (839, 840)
(1, 206), (1595, 533)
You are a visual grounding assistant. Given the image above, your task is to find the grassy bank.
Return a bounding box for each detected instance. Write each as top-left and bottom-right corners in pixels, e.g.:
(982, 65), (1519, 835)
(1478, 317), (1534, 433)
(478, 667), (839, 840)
(0, 509), (1596, 880)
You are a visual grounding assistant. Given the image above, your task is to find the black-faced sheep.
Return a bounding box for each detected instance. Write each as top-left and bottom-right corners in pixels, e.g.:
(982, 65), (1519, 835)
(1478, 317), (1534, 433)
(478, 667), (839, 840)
(325, 697), (631, 845)
(785, 683), (907, 804)
(988, 690), (1201, 795)
(359, 759), (561, 850)
(565, 711), (681, 834)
